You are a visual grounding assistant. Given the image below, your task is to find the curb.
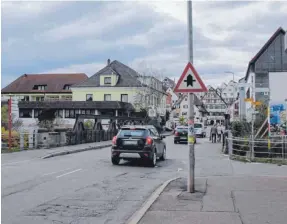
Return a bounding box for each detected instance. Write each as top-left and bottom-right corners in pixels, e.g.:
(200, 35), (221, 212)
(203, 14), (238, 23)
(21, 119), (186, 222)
(42, 144), (112, 159)
(126, 177), (180, 224)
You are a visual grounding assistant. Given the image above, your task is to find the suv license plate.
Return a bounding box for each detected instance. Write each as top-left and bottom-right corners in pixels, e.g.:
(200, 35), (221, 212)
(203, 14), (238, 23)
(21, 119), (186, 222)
(124, 141), (136, 145)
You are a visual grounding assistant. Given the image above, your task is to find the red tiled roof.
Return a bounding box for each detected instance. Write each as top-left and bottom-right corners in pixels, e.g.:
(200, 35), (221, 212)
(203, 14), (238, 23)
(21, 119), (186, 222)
(2, 73), (88, 93)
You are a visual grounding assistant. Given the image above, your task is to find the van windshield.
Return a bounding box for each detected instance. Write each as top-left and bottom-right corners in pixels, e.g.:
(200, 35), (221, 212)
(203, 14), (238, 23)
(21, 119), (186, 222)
(194, 123), (202, 128)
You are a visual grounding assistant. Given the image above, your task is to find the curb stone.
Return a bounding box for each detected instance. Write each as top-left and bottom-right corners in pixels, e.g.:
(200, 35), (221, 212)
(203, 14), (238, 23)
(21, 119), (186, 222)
(126, 177), (180, 224)
(41, 133), (173, 159)
(41, 144), (112, 159)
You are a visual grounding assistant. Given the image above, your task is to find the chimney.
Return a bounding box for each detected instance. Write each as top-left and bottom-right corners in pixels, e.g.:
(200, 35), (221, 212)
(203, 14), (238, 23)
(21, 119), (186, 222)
(107, 59), (110, 65)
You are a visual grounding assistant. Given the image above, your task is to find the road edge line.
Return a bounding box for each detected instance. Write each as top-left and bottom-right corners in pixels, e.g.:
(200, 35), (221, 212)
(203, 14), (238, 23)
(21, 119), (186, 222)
(126, 177), (179, 224)
(41, 144), (112, 159)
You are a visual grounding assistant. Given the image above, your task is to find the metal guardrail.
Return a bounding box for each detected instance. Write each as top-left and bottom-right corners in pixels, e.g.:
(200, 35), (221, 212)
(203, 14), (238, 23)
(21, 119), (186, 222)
(224, 134), (287, 163)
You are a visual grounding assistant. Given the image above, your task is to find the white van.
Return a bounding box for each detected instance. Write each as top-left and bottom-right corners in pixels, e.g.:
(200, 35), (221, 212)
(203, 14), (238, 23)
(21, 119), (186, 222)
(194, 123), (206, 138)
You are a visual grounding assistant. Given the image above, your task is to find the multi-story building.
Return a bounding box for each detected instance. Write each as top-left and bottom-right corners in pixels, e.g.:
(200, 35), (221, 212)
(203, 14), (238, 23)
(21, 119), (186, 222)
(172, 94), (208, 124)
(220, 80), (239, 105)
(1, 73), (88, 102)
(240, 27), (287, 122)
(71, 59), (167, 116)
(1, 73), (88, 128)
(201, 86), (227, 125)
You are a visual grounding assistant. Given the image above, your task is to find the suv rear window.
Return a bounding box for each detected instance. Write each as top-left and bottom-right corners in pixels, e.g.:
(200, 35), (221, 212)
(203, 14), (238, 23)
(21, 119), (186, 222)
(118, 129), (147, 137)
(194, 124), (202, 128)
(177, 127), (188, 132)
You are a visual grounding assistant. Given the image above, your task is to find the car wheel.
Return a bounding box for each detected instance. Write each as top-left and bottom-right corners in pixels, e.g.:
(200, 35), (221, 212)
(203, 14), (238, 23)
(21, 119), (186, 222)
(111, 156), (120, 165)
(174, 140), (177, 144)
(148, 151), (157, 167)
(160, 147), (166, 161)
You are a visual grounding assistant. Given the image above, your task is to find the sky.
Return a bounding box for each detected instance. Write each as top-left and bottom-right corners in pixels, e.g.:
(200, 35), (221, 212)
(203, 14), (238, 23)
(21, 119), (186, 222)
(2, 0), (287, 89)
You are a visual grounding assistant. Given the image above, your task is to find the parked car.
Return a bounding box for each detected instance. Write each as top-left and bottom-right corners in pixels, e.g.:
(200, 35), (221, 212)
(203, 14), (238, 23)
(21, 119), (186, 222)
(194, 123), (206, 138)
(111, 125), (166, 167)
(174, 126), (197, 144)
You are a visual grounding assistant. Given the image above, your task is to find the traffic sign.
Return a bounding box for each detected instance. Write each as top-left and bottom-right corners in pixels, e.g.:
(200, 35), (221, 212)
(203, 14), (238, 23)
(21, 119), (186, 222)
(174, 62), (207, 93)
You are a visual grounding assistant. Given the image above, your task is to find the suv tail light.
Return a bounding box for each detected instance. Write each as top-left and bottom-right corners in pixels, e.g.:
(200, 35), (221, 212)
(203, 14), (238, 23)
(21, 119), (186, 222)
(175, 132), (179, 136)
(112, 136), (117, 145)
(146, 137), (153, 145)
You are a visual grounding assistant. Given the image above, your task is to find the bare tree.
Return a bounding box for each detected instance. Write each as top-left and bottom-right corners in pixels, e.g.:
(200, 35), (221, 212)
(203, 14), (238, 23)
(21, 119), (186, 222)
(131, 61), (167, 116)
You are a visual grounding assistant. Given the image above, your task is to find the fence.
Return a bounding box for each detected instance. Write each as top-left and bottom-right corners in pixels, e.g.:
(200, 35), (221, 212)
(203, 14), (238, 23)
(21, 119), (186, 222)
(224, 134), (287, 164)
(1, 129), (118, 152)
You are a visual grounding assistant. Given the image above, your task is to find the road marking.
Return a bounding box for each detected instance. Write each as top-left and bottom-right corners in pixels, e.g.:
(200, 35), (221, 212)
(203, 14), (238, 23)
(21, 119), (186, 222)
(42, 168), (72, 176)
(1, 159), (36, 166)
(56, 169), (82, 178)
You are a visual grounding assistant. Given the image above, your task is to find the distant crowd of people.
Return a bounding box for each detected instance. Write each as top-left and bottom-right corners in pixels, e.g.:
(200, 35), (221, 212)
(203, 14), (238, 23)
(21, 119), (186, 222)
(210, 124), (225, 143)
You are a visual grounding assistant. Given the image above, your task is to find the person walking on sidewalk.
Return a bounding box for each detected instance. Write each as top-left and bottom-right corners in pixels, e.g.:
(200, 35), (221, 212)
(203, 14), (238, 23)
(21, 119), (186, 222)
(210, 124), (217, 143)
(217, 124), (224, 143)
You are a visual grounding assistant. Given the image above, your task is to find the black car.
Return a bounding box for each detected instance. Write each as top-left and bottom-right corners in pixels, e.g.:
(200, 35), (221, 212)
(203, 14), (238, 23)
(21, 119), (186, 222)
(111, 125), (166, 167)
(174, 126), (196, 144)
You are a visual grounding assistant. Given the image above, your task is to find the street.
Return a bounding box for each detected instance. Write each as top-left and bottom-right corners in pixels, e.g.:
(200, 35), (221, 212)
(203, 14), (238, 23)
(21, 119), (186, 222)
(2, 135), (287, 224)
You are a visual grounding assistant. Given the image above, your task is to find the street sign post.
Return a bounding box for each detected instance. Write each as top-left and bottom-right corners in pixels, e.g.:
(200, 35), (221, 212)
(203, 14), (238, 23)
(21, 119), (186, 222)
(174, 54), (207, 192)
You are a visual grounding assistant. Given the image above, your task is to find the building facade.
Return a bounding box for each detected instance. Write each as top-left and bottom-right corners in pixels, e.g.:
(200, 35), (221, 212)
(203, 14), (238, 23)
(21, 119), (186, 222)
(242, 27), (287, 122)
(71, 60), (167, 116)
(201, 86), (227, 125)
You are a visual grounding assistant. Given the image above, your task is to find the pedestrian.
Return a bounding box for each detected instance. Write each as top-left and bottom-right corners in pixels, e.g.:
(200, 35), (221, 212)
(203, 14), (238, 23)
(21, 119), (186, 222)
(210, 124), (217, 143)
(217, 124), (224, 143)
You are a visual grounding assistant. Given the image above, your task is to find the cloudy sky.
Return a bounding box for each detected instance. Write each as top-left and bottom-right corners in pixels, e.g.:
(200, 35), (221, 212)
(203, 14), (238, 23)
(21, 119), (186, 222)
(2, 0), (287, 88)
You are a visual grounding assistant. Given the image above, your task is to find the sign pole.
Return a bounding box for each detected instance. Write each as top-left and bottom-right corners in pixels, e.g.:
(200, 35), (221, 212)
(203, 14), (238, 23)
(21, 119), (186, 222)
(187, 0), (195, 193)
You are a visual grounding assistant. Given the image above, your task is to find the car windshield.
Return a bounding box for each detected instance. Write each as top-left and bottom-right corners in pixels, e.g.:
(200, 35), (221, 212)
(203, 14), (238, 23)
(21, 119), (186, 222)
(118, 129), (146, 137)
(194, 124), (202, 128)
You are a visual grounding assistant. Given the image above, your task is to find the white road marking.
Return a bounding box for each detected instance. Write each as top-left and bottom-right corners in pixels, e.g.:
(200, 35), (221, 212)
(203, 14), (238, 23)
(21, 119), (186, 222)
(177, 168), (183, 172)
(1, 159), (36, 166)
(42, 168), (72, 176)
(56, 169), (82, 178)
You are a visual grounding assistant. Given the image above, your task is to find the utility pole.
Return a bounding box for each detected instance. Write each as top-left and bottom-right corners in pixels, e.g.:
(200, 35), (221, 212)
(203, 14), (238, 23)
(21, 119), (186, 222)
(8, 94), (12, 150)
(187, 0), (195, 193)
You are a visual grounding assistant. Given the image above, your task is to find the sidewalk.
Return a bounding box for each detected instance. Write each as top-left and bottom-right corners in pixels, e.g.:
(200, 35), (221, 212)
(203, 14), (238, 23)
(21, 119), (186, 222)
(139, 176), (287, 224)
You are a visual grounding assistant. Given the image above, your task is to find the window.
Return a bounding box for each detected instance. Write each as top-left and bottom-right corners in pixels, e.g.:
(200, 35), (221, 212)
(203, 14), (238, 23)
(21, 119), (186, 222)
(34, 109), (42, 118)
(104, 77), (111, 85)
(121, 94), (128, 102)
(182, 112), (187, 115)
(21, 96), (30, 101)
(86, 94), (93, 101)
(19, 109), (32, 118)
(55, 110), (63, 118)
(36, 96), (44, 101)
(63, 85), (71, 90)
(65, 109), (75, 118)
(104, 94), (111, 101)
(33, 85), (47, 90)
(185, 97), (187, 101)
(183, 105), (188, 109)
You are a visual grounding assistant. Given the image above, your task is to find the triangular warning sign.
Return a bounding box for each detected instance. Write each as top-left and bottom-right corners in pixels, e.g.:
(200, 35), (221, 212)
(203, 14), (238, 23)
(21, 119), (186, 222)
(174, 62), (207, 93)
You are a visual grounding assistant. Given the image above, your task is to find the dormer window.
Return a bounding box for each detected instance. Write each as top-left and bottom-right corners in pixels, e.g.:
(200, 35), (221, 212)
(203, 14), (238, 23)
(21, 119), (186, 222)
(63, 85), (71, 90)
(104, 77), (111, 85)
(33, 85), (47, 90)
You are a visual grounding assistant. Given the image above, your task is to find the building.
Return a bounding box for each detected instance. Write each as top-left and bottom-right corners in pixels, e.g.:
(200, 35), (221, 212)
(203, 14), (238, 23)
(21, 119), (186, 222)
(241, 27), (287, 122)
(71, 59), (167, 116)
(1, 73), (88, 128)
(200, 86), (227, 125)
(220, 80), (239, 106)
(1, 73), (88, 102)
(166, 87), (179, 108)
(172, 94), (208, 124)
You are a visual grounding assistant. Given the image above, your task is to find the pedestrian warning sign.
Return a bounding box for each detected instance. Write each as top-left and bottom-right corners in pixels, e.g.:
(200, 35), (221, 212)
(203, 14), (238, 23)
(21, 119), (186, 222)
(174, 62), (207, 93)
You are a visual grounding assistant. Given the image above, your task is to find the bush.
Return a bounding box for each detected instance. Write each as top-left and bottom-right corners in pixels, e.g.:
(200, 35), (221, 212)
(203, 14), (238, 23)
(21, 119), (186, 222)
(231, 121), (251, 137)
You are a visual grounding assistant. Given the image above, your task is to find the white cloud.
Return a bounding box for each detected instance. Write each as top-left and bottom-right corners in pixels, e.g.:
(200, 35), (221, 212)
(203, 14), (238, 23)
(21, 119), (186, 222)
(42, 62), (106, 76)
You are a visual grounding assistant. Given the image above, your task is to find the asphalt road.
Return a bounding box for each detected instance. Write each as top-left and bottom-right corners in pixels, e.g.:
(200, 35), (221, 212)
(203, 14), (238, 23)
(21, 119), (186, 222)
(2, 134), (287, 224)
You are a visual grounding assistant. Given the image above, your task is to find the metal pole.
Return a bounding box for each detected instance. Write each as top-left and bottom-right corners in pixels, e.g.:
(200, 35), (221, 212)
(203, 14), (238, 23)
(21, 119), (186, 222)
(8, 95), (12, 150)
(187, 0), (195, 193)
